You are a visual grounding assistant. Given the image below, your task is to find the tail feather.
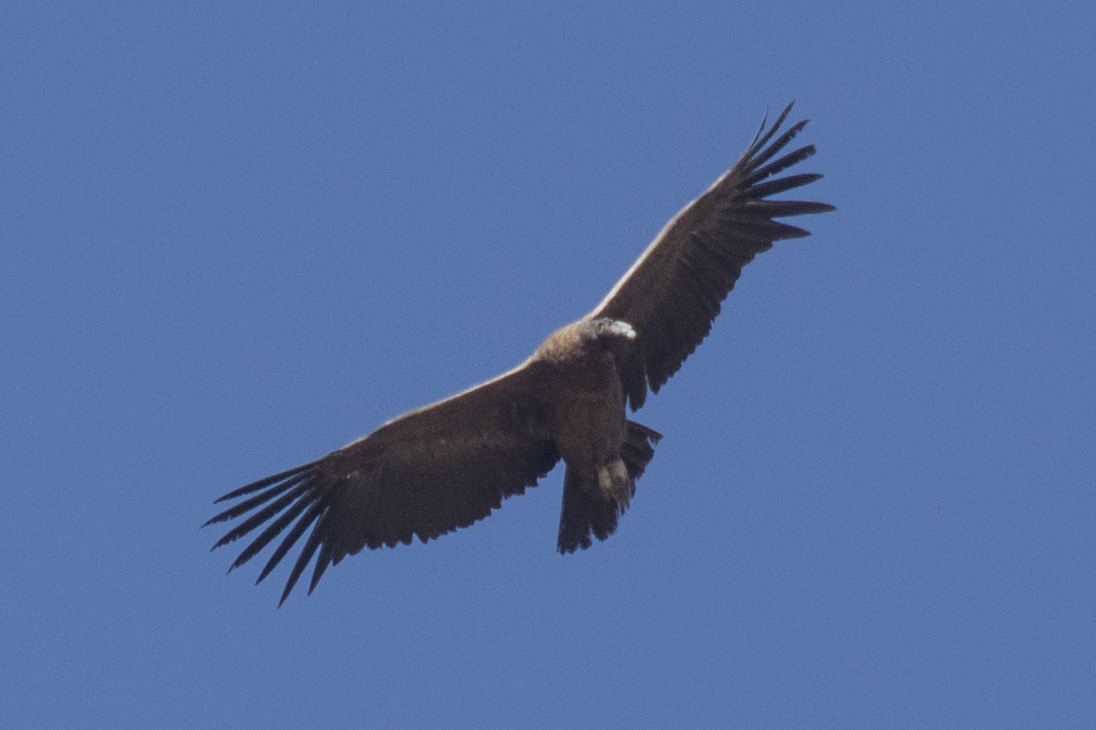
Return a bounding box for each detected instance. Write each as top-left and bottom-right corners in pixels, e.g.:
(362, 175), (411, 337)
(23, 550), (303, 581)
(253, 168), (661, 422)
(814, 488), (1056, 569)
(557, 420), (662, 553)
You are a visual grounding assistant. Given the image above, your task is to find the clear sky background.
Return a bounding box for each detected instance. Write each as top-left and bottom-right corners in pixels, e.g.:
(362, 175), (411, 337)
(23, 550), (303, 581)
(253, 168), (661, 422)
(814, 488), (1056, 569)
(3, 2), (1094, 728)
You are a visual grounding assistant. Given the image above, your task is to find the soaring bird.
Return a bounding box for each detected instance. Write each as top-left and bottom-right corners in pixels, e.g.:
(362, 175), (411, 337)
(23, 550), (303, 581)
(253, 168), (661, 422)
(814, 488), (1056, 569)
(206, 103), (834, 605)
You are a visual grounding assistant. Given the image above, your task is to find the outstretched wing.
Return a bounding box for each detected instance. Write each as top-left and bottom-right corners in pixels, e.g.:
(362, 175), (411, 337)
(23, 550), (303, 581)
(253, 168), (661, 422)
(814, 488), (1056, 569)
(205, 362), (559, 605)
(588, 102), (835, 410)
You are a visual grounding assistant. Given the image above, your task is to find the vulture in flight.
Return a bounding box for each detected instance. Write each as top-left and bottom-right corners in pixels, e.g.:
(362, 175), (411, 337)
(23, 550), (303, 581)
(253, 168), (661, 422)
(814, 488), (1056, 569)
(206, 103), (834, 605)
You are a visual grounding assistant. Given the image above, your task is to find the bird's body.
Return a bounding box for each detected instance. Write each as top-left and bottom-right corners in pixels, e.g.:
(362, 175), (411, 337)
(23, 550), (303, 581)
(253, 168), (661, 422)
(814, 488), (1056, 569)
(531, 319), (649, 551)
(206, 103), (834, 604)
(534, 320), (632, 496)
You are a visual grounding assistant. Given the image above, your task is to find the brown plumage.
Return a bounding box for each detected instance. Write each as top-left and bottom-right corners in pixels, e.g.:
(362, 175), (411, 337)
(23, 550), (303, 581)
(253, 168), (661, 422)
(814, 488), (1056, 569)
(205, 103), (834, 604)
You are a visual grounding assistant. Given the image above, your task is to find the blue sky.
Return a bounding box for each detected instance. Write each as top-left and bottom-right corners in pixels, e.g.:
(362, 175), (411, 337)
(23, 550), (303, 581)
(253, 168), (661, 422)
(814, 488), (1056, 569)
(3, 2), (1094, 727)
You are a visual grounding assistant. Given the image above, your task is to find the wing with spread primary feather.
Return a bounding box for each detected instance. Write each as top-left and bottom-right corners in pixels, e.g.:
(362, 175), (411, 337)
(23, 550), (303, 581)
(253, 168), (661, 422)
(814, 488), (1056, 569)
(205, 363), (559, 604)
(588, 102), (834, 410)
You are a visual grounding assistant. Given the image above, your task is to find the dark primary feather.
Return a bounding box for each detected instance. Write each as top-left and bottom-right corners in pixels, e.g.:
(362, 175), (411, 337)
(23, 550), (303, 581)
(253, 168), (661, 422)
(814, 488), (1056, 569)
(205, 365), (559, 605)
(588, 102), (835, 410)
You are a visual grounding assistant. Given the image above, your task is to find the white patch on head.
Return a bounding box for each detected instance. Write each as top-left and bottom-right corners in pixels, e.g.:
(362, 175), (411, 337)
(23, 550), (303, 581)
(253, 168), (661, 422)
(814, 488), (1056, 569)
(604, 320), (636, 340)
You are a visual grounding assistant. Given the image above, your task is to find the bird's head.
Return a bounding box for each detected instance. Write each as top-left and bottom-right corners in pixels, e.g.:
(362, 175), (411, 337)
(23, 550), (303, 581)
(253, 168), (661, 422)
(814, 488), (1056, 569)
(589, 318), (636, 343)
